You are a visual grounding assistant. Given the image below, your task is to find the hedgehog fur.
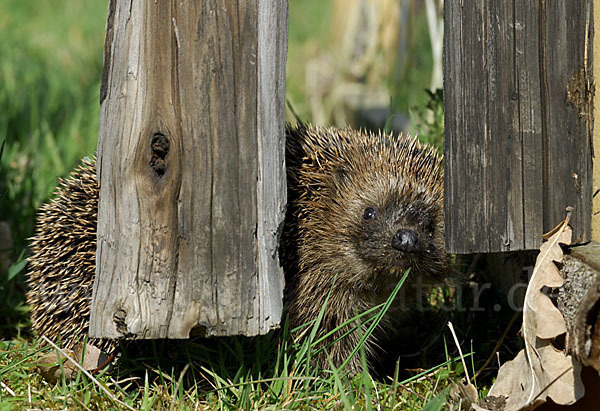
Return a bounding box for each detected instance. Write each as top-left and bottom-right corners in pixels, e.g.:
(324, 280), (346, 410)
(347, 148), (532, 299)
(26, 124), (448, 371)
(26, 157), (114, 352)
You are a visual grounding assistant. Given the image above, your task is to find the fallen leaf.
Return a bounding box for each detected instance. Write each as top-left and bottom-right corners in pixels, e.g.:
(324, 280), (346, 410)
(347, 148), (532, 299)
(488, 345), (582, 410)
(486, 221), (585, 410)
(36, 342), (105, 383)
(72, 342), (104, 372)
(449, 381), (478, 409)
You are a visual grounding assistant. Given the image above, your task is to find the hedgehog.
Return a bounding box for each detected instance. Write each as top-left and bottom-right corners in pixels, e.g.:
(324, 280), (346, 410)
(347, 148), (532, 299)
(26, 124), (449, 371)
(281, 124), (448, 372)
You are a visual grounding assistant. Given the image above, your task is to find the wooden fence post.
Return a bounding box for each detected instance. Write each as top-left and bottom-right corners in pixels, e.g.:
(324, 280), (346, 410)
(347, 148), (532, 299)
(89, 0), (288, 339)
(444, 1), (593, 253)
(594, 0), (600, 241)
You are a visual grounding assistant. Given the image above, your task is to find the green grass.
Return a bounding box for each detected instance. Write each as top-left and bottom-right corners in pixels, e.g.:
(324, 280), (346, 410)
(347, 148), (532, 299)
(285, 0), (333, 121)
(0, 275), (471, 410)
(0, 0), (105, 252)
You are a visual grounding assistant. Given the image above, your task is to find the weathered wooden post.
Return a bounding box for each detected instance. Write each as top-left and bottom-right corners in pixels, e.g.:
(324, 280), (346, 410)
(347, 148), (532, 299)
(89, 0), (288, 339)
(553, 0), (600, 374)
(594, 0), (600, 241)
(444, 0), (600, 394)
(444, 1), (593, 254)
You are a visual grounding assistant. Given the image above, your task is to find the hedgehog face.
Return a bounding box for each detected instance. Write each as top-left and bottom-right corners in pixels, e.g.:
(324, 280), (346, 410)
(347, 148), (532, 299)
(340, 176), (446, 286)
(355, 201), (437, 267)
(286, 124), (447, 293)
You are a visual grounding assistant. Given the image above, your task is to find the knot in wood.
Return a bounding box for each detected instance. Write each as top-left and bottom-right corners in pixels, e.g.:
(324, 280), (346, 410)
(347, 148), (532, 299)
(113, 309), (136, 337)
(150, 133), (169, 177)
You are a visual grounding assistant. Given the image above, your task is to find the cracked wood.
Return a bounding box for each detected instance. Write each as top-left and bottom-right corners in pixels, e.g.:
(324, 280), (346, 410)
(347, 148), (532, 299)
(89, 0), (288, 339)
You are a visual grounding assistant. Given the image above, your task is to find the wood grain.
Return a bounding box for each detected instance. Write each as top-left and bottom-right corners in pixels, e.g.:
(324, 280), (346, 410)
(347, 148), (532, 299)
(90, 0), (288, 339)
(593, 0), (600, 241)
(444, 1), (593, 253)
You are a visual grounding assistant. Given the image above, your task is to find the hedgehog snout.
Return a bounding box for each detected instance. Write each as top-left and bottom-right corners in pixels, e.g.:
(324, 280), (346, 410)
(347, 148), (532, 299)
(391, 229), (420, 252)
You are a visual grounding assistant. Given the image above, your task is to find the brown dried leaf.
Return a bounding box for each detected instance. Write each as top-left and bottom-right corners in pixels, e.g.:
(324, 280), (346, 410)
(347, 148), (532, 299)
(489, 344), (583, 410)
(37, 348), (76, 383)
(36, 343), (104, 383)
(72, 343), (104, 371)
(486, 222), (585, 409)
(449, 381), (478, 409)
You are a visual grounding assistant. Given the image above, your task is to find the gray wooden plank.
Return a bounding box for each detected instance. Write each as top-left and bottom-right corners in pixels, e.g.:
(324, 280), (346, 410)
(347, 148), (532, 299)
(444, 0), (592, 253)
(515, 0), (544, 250)
(542, 1), (593, 245)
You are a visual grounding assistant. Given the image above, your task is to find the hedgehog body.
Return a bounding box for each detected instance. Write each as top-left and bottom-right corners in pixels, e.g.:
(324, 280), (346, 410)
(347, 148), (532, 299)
(27, 124), (448, 372)
(26, 157), (109, 351)
(282, 125), (447, 371)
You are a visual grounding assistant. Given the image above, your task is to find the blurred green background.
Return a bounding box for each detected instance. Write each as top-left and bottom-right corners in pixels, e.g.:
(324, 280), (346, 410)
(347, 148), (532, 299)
(0, 0), (442, 336)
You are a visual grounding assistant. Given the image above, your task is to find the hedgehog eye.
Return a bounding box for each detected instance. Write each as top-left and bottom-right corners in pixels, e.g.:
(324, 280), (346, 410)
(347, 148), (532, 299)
(363, 207), (375, 220)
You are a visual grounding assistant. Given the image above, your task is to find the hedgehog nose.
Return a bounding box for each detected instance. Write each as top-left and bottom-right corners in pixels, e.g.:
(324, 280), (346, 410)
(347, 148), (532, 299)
(392, 229), (420, 252)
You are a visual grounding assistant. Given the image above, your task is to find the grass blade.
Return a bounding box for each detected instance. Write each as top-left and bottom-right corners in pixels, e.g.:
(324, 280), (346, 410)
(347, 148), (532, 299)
(338, 268), (411, 372)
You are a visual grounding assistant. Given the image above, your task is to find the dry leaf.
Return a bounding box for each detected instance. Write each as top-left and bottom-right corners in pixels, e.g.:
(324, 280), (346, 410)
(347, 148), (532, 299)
(486, 222), (585, 410)
(449, 381), (478, 409)
(488, 345), (582, 410)
(36, 343), (105, 383)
